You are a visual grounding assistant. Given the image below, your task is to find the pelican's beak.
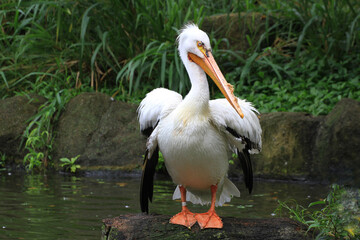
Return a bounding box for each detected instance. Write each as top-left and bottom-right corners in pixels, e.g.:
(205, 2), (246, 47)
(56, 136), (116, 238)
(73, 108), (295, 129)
(188, 49), (244, 119)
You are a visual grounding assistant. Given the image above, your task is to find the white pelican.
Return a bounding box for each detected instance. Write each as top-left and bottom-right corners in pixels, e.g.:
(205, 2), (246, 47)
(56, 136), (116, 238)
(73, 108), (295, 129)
(138, 24), (262, 229)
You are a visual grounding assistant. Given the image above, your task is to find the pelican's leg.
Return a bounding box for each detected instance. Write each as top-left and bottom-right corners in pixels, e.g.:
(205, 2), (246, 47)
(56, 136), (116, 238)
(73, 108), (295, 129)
(194, 185), (223, 229)
(169, 185), (196, 228)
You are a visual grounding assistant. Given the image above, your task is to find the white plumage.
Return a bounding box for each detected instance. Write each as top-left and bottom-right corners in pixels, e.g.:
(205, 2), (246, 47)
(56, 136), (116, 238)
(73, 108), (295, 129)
(138, 88), (182, 132)
(138, 24), (262, 229)
(139, 92), (261, 206)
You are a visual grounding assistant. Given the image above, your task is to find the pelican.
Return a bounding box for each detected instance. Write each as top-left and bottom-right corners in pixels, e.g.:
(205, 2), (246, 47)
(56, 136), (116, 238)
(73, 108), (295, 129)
(138, 24), (262, 229)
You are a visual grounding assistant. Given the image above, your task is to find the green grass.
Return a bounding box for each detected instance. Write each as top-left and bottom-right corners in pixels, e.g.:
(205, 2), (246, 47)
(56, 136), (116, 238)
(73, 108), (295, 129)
(1, 0), (359, 109)
(275, 185), (360, 239)
(0, 0), (359, 169)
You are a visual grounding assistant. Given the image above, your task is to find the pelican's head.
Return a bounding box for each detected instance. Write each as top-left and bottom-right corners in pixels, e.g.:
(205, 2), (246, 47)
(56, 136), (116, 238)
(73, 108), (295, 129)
(177, 24), (211, 60)
(177, 24), (244, 118)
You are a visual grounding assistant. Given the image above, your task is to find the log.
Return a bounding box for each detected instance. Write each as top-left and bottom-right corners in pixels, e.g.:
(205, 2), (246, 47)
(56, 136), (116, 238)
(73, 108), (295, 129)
(101, 214), (311, 240)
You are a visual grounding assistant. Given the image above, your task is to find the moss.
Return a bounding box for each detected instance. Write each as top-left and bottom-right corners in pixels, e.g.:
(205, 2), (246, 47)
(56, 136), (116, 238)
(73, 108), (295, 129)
(102, 214), (311, 239)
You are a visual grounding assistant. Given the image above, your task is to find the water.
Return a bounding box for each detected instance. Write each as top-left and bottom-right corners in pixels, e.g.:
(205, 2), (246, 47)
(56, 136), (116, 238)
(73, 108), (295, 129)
(0, 171), (329, 239)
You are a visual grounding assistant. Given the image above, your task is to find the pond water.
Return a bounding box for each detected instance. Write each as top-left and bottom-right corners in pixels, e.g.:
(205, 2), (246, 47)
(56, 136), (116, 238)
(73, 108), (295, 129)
(0, 171), (329, 239)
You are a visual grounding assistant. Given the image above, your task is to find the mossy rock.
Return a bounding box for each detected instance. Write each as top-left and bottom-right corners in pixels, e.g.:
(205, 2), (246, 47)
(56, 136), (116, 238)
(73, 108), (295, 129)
(102, 214), (311, 240)
(53, 92), (145, 170)
(314, 98), (360, 185)
(251, 112), (323, 180)
(0, 94), (46, 162)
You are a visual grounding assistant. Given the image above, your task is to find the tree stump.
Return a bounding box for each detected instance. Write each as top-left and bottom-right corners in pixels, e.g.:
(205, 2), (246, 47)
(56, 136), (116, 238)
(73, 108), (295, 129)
(102, 214), (311, 240)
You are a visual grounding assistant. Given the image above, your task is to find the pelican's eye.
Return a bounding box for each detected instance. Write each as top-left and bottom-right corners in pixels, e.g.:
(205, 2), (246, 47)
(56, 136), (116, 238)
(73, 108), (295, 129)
(196, 41), (207, 57)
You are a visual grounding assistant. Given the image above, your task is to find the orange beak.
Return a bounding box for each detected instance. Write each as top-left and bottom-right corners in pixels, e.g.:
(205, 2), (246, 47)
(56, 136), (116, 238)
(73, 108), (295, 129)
(188, 50), (244, 119)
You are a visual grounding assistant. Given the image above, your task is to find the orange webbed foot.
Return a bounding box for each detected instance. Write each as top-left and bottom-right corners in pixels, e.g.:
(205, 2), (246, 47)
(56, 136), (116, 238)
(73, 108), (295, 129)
(169, 207), (196, 228)
(195, 210), (223, 229)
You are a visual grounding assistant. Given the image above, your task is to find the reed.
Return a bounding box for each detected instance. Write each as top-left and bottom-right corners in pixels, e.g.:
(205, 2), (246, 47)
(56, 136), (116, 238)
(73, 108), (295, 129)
(1, 0), (359, 112)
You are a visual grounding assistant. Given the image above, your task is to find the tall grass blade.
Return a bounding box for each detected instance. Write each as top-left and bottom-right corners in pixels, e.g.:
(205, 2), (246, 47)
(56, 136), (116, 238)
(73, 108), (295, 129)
(0, 71), (8, 88)
(240, 52), (258, 82)
(79, 3), (99, 77)
(295, 16), (316, 57)
(160, 51), (167, 87)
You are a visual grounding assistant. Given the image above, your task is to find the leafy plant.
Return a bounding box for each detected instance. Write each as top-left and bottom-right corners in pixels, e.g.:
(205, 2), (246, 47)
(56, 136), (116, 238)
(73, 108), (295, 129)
(21, 76), (75, 170)
(155, 152), (165, 173)
(23, 128), (51, 170)
(275, 184), (360, 239)
(60, 155), (81, 173)
(230, 153), (238, 165)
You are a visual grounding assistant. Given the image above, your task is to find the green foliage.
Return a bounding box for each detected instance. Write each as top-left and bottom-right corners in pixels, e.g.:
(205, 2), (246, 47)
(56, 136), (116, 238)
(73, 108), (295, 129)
(223, 53), (360, 115)
(116, 0), (205, 96)
(117, 0), (360, 114)
(60, 155), (81, 173)
(156, 152), (165, 173)
(230, 153), (238, 165)
(21, 75), (75, 170)
(0, 0), (205, 97)
(278, 0), (360, 59)
(275, 185), (360, 239)
(208, 0), (360, 115)
(1, 0), (359, 114)
(23, 128), (50, 170)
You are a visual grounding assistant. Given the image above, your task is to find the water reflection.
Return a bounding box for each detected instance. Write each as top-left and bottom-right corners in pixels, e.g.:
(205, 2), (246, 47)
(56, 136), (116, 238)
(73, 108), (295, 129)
(151, 179), (329, 219)
(0, 172), (328, 239)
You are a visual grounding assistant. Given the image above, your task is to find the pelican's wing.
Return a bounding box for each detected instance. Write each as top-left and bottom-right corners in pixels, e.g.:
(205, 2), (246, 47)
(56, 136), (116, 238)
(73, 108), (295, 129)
(138, 88), (182, 213)
(138, 88), (183, 137)
(210, 98), (262, 193)
(140, 145), (159, 213)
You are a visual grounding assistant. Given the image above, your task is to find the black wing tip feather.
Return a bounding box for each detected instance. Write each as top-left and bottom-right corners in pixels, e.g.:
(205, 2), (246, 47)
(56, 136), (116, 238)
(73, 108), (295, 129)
(140, 165), (149, 213)
(140, 147), (159, 214)
(226, 127), (254, 194)
(141, 120), (160, 138)
(237, 147), (253, 194)
(141, 127), (153, 138)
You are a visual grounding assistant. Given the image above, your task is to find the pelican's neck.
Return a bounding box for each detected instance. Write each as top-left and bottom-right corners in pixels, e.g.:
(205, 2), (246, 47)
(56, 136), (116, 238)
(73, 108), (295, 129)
(182, 56), (210, 113)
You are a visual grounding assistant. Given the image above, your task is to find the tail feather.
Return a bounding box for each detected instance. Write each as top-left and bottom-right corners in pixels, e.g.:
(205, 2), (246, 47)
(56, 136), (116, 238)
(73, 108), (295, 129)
(219, 178), (240, 205)
(172, 178), (240, 207)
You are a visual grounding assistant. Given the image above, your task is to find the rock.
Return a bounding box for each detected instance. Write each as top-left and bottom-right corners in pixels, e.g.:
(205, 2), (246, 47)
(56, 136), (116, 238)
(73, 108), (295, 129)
(314, 98), (360, 185)
(247, 99), (359, 186)
(101, 214), (311, 240)
(1, 93), (359, 185)
(250, 112), (324, 180)
(202, 13), (275, 52)
(0, 94), (46, 161)
(53, 92), (145, 170)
